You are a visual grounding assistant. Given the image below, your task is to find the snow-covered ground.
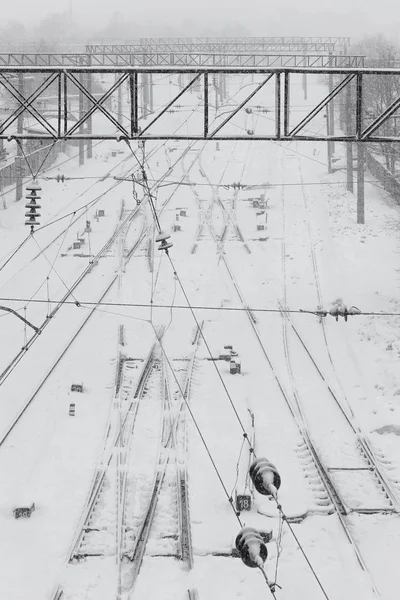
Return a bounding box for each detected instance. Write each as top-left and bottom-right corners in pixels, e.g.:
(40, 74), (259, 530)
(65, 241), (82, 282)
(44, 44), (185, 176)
(1, 73), (400, 600)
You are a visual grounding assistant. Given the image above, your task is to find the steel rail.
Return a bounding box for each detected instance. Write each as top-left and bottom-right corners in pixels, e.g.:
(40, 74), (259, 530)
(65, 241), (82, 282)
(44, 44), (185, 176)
(0, 220), (146, 452)
(0, 204), (142, 388)
(68, 335), (157, 562)
(189, 144), (384, 597)
(293, 159), (400, 511)
(280, 302), (399, 512)
(126, 331), (202, 590)
(277, 157), (381, 594)
(67, 141), (203, 567)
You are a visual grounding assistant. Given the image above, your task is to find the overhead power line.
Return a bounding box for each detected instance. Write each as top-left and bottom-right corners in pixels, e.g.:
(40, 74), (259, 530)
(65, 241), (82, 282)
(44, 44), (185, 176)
(0, 297), (398, 317)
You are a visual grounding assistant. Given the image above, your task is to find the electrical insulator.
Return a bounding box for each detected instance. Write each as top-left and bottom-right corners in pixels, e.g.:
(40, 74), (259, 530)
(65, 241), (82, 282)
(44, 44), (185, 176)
(235, 527), (268, 569)
(24, 180), (42, 233)
(249, 458), (281, 498)
(245, 107), (252, 114)
(25, 190), (41, 201)
(155, 230), (173, 251)
(56, 174), (65, 183)
(328, 303), (360, 322)
(26, 181), (42, 192)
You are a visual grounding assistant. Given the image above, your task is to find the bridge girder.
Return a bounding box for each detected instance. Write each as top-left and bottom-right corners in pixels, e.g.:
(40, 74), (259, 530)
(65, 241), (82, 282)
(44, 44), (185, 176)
(0, 66), (399, 143)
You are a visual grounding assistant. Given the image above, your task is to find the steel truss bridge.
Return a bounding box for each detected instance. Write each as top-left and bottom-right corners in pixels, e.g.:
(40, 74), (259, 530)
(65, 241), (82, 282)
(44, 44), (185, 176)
(0, 54), (365, 68)
(1, 66), (399, 142)
(86, 42), (339, 53)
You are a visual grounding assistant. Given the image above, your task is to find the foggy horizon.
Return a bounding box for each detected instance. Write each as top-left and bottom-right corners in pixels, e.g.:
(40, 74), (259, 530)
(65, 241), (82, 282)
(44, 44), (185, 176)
(1, 0), (400, 43)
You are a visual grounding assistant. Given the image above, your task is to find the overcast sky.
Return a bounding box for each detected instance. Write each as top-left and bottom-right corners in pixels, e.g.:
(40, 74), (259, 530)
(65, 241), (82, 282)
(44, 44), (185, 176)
(2, 0), (399, 41)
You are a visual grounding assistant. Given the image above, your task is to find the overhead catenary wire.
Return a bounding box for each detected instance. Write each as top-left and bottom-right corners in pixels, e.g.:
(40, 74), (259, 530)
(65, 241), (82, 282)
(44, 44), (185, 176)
(5, 79), (339, 598)
(30, 234), (81, 306)
(123, 137), (259, 512)
(0, 297), (396, 317)
(149, 320), (244, 528)
(0, 87), (198, 272)
(14, 212), (77, 309)
(0, 131), (188, 277)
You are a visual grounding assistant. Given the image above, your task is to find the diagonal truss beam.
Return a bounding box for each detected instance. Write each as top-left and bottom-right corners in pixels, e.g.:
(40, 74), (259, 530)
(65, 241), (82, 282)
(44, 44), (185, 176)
(361, 93), (400, 139)
(289, 74), (355, 137)
(0, 72), (59, 137)
(1, 66), (400, 141)
(208, 73), (274, 137)
(64, 72), (130, 136)
(138, 73), (201, 136)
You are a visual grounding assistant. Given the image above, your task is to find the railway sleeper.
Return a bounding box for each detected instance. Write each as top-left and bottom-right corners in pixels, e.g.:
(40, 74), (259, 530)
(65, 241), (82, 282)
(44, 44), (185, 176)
(349, 507), (397, 514)
(71, 553), (105, 561)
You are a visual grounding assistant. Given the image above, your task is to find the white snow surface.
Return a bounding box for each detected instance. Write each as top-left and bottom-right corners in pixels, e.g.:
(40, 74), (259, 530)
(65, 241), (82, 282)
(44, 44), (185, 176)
(0, 75), (400, 600)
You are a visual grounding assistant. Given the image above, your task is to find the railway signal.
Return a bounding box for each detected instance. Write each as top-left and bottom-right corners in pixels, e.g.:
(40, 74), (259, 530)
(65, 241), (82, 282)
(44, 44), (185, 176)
(25, 180), (41, 233)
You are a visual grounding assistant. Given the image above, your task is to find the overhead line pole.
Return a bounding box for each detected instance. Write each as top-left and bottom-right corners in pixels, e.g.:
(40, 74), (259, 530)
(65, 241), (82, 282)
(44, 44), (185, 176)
(346, 80), (354, 193)
(86, 54), (92, 159)
(16, 72), (24, 201)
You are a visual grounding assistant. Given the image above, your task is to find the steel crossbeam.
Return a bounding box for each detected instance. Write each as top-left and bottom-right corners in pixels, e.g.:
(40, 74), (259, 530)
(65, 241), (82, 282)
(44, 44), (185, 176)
(0, 54), (365, 68)
(126, 37), (351, 47)
(86, 43), (338, 53)
(1, 66), (400, 142)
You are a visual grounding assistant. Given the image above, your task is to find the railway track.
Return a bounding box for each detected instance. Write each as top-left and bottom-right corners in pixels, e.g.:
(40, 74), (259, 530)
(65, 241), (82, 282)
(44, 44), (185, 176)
(186, 146), (251, 254)
(185, 143), (397, 598)
(124, 325), (202, 595)
(0, 137), (207, 451)
(198, 148), (251, 252)
(0, 216), (148, 451)
(269, 144), (398, 596)
(0, 203), (144, 387)
(65, 322), (202, 598)
(68, 342), (160, 562)
(279, 150), (399, 509)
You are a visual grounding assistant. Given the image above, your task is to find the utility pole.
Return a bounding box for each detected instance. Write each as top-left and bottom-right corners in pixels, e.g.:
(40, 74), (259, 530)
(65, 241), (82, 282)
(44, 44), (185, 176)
(345, 80), (353, 193)
(357, 143), (365, 224)
(86, 55), (92, 159)
(328, 52), (335, 156)
(117, 71), (123, 123)
(16, 73), (24, 200)
(302, 51), (308, 100)
(0, 139), (4, 196)
(326, 105), (332, 174)
(78, 66), (85, 167)
(148, 73), (153, 113)
(302, 71), (308, 100)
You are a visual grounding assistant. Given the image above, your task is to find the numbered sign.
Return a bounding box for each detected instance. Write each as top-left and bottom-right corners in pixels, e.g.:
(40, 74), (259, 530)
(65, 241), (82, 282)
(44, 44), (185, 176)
(236, 494), (252, 512)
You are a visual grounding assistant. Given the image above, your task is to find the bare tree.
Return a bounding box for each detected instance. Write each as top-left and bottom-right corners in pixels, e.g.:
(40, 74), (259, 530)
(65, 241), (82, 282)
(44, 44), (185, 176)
(352, 34), (400, 174)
